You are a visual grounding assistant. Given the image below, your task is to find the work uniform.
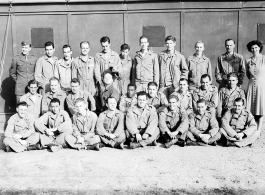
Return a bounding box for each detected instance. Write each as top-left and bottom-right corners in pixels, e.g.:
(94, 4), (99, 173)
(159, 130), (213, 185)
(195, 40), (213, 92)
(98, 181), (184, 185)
(3, 113), (39, 153)
(20, 93), (43, 119)
(187, 54), (212, 91)
(126, 104), (160, 146)
(96, 109), (126, 147)
(171, 90), (193, 115)
(215, 52), (245, 88)
(219, 108), (259, 147)
(9, 54), (37, 101)
(35, 55), (58, 94)
(119, 93), (137, 114)
(192, 85), (218, 115)
(35, 109), (72, 147)
(72, 55), (101, 96)
(99, 83), (120, 111)
(217, 86), (245, 117)
(158, 106), (189, 144)
(66, 90), (96, 117)
(158, 50), (188, 97)
(147, 91), (168, 113)
(133, 50), (159, 92)
(54, 58), (74, 93)
(188, 110), (220, 144)
(118, 55), (133, 95)
(42, 90), (67, 114)
(65, 109), (100, 149)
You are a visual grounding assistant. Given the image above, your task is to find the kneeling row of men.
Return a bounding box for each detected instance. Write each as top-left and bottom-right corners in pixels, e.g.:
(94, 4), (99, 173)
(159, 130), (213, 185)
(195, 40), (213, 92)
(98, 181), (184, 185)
(3, 89), (259, 152)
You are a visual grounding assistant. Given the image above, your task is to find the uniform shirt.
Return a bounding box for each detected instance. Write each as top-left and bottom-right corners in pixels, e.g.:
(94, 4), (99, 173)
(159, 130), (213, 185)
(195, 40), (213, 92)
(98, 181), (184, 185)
(72, 55), (101, 95)
(192, 85), (218, 110)
(158, 50), (188, 89)
(147, 91), (168, 112)
(54, 58), (74, 92)
(20, 92), (43, 119)
(100, 83), (120, 111)
(5, 113), (35, 139)
(215, 52), (245, 86)
(158, 105), (188, 135)
(96, 109), (124, 137)
(72, 109), (98, 138)
(42, 90), (67, 113)
(134, 49), (159, 85)
(171, 90), (193, 115)
(119, 56), (133, 94)
(189, 110), (219, 138)
(66, 90), (96, 116)
(35, 55), (58, 88)
(119, 93), (137, 113)
(9, 54), (37, 95)
(217, 86), (245, 117)
(221, 108), (257, 138)
(35, 109), (72, 134)
(126, 104), (158, 136)
(187, 54), (212, 89)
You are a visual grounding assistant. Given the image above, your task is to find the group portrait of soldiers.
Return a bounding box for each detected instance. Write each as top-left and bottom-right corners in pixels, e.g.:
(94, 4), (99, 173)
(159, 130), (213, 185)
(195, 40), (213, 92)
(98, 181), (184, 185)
(4, 34), (264, 153)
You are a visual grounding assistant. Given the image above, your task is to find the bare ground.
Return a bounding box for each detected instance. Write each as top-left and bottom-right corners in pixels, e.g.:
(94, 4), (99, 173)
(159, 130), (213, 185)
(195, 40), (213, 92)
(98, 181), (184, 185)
(0, 131), (265, 195)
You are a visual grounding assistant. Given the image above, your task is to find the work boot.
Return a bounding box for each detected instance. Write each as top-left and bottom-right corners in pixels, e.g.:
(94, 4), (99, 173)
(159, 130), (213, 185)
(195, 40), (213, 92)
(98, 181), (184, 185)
(5, 146), (11, 152)
(27, 143), (42, 151)
(165, 139), (178, 148)
(176, 140), (186, 147)
(186, 139), (199, 146)
(225, 140), (237, 147)
(152, 140), (158, 146)
(209, 141), (217, 146)
(86, 143), (100, 151)
(129, 142), (141, 149)
(99, 143), (105, 148)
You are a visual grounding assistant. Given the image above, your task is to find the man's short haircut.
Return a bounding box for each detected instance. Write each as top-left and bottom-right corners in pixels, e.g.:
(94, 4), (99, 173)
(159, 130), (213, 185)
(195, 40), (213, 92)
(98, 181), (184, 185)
(168, 95), (179, 102)
(44, 41), (54, 49)
(225, 38), (235, 45)
(50, 98), (60, 105)
(227, 72), (238, 80)
(107, 96), (117, 104)
(234, 97), (245, 105)
(165, 35), (176, 42)
(197, 98), (206, 105)
(120, 43), (130, 51)
(139, 35), (148, 42)
(195, 40), (204, 47)
(201, 74), (211, 81)
(17, 101), (28, 108)
(49, 76), (60, 83)
(179, 78), (188, 84)
(128, 83), (136, 89)
(137, 91), (148, 98)
(246, 40), (263, 52)
(147, 82), (158, 88)
(71, 78), (81, 85)
(62, 44), (71, 51)
(28, 79), (38, 87)
(80, 41), (90, 48)
(100, 36), (110, 43)
(75, 98), (87, 105)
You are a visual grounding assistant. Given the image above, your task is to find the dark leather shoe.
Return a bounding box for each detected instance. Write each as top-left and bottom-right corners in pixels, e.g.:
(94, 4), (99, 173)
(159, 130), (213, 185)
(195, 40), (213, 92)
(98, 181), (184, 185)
(129, 142), (141, 149)
(27, 143), (42, 151)
(176, 140), (186, 147)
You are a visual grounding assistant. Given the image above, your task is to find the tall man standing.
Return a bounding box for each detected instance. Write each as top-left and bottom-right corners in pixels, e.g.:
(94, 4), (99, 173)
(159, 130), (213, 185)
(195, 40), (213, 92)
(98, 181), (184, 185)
(10, 41), (37, 102)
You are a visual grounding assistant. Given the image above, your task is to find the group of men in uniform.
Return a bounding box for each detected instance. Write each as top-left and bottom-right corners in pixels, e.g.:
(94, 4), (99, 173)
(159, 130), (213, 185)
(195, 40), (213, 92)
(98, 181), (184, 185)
(4, 35), (259, 152)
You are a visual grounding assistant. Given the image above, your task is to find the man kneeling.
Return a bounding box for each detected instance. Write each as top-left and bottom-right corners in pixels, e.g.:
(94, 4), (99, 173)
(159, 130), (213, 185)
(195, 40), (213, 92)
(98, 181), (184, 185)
(3, 101), (40, 152)
(126, 91), (160, 149)
(159, 95), (188, 148)
(219, 98), (259, 147)
(187, 99), (220, 146)
(96, 97), (125, 149)
(65, 98), (101, 151)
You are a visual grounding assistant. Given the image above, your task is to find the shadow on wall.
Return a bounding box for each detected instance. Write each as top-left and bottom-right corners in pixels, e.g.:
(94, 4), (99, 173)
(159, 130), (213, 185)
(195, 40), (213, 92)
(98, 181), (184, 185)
(1, 77), (16, 113)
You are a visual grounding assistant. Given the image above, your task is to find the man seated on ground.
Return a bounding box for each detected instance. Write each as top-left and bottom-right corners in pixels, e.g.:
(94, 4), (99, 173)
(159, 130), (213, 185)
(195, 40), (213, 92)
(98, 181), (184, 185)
(99, 71), (120, 111)
(219, 98), (259, 147)
(126, 91), (160, 149)
(119, 83), (137, 114)
(3, 101), (40, 153)
(147, 82), (168, 113)
(187, 99), (220, 146)
(217, 72), (245, 120)
(158, 95), (188, 148)
(65, 98), (100, 151)
(96, 97), (126, 149)
(66, 78), (96, 117)
(42, 77), (67, 114)
(35, 98), (72, 151)
(171, 78), (193, 115)
(20, 79), (43, 119)
(192, 74), (218, 115)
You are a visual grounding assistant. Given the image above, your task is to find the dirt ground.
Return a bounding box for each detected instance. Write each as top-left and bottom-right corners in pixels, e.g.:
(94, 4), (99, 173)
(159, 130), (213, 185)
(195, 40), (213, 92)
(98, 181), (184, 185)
(0, 128), (265, 195)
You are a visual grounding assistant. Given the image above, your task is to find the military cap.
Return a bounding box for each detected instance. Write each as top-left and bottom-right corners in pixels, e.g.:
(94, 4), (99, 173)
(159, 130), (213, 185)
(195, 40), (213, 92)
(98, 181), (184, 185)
(21, 40), (31, 46)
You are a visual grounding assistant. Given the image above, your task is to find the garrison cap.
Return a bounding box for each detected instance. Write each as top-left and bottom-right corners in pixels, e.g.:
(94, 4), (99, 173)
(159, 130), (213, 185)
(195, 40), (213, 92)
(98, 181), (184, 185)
(21, 40), (31, 46)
